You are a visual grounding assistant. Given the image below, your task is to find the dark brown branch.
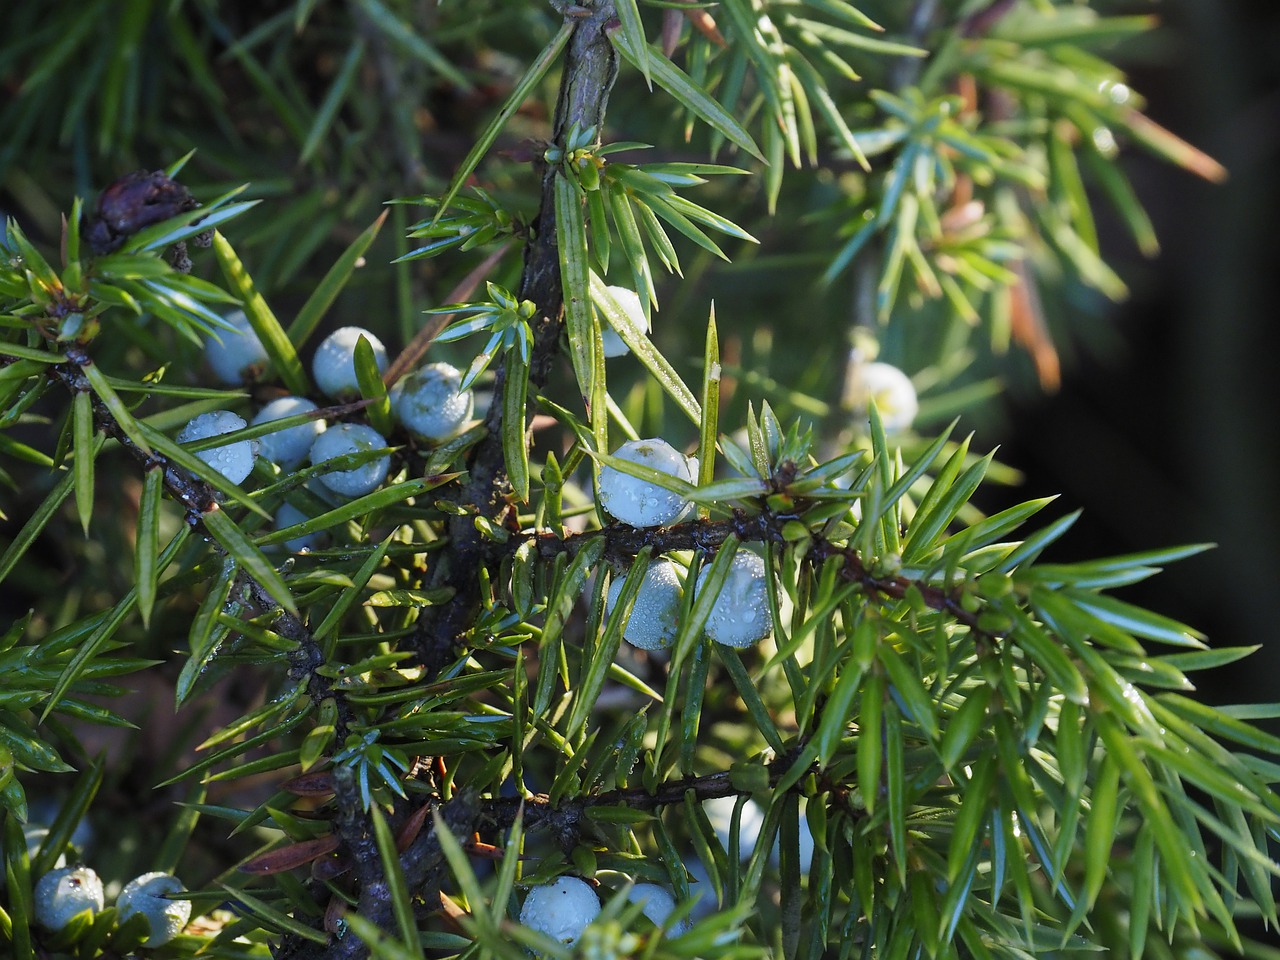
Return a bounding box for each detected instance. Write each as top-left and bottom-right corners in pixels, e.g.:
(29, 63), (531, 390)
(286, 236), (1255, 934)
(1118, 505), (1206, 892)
(269, 6), (624, 958)
(320, 780), (477, 960)
(273, 793), (479, 960)
(46, 354), (356, 736)
(513, 503), (991, 639)
(407, 2), (620, 678)
(481, 769), (745, 842)
(271, 4), (624, 953)
(463, 745), (869, 854)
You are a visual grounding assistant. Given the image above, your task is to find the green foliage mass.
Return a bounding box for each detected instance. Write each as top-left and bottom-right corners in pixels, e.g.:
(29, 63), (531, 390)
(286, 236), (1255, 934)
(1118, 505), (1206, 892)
(0, 3), (1272, 960)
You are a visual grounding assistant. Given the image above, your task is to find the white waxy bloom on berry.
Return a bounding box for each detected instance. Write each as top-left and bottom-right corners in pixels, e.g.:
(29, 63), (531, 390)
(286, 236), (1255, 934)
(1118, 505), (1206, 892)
(391, 362), (474, 441)
(605, 559), (683, 651)
(704, 796), (816, 870)
(204, 309), (268, 385)
(311, 326), (387, 400)
(176, 410), (256, 485)
(598, 438), (694, 528)
(34, 866), (104, 930)
(274, 502), (325, 553)
(520, 876), (600, 946)
(704, 795), (767, 862)
(599, 285), (650, 359)
(850, 361), (918, 433)
(116, 872), (191, 947)
(309, 423), (390, 498)
(626, 883), (689, 935)
(696, 550), (771, 648)
(252, 396), (326, 470)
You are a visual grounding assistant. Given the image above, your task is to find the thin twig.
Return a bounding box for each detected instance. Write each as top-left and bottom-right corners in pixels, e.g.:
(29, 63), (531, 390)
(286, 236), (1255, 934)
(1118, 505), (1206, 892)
(383, 242), (513, 388)
(45, 355), (359, 736)
(513, 498), (991, 639)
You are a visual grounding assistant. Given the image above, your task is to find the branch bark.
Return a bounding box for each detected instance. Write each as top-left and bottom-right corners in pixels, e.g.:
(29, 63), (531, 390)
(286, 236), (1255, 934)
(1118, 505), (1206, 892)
(307, 5), (622, 957)
(516, 517), (991, 641)
(408, 2), (619, 677)
(36, 353), (388, 960)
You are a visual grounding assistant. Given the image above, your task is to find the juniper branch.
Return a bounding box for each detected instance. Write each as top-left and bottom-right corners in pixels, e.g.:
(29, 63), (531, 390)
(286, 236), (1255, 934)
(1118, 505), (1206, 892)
(515, 500), (991, 638)
(407, 1), (620, 675)
(46, 351), (354, 724)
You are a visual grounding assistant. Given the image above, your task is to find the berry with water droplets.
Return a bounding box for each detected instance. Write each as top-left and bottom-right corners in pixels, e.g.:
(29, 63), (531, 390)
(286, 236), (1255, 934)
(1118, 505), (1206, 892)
(176, 410), (256, 485)
(117, 872), (191, 947)
(696, 550), (771, 648)
(34, 866), (104, 931)
(312, 326), (387, 400)
(598, 438), (694, 528)
(309, 423), (390, 498)
(605, 559), (683, 651)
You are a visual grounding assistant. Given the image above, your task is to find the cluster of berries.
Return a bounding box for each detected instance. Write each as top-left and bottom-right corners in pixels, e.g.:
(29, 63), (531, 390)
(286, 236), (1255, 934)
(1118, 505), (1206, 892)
(187, 315), (475, 545)
(519, 876), (689, 948)
(190, 296), (816, 955)
(34, 867), (190, 948)
(599, 438), (772, 651)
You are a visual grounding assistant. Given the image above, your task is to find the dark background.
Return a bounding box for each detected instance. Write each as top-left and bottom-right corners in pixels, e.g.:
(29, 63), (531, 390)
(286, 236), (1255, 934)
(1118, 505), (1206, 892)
(1001, 0), (1280, 706)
